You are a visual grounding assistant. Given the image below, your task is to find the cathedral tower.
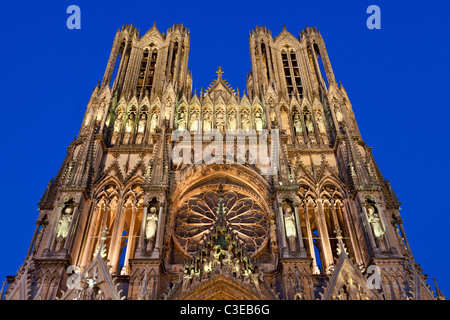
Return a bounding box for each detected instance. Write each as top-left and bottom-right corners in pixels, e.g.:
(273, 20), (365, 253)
(2, 23), (444, 301)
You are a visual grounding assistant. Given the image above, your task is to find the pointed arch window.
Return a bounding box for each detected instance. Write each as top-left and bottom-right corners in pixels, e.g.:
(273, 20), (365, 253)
(170, 41), (179, 80)
(281, 49), (303, 98)
(314, 43), (328, 89)
(137, 47), (158, 98)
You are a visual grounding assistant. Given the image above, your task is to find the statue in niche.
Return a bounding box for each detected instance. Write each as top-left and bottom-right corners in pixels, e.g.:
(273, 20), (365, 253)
(56, 207), (73, 239)
(304, 114), (316, 144)
(316, 114), (326, 134)
(182, 266), (192, 291)
(84, 111), (92, 127)
(177, 110), (186, 131)
(111, 112), (124, 144)
(145, 206), (159, 250)
(366, 205), (384, 239)
(95, 106), (104, 125)
(149, 111), (159, 133)
(189, 110), (200, 132)
(202, 255), (212, 279)
(305, 114), (314, 133)
(242, 112), (251, 132)
(210, 245), (222, 269)
(335, 106), (344, 123)
(228, 110), (237, 131)
(138, 267), (151, 300)
(254, 110), (263, 132)
(216, 110), (225, 132)
(113, 112), (123, 133)
(316, 114), (329, 144)
(233, 256), (242, 279)
(136, 113), (147, 144)
(293, 113), (302, 134)
(293, 113), (304, 144)
(269, 107), (277, 127)
(337, 274), (368, 300)
(269, 218), (279, 253)
(123, 114), (135, 144)
(80, 270), (105, 300)
(203, 112), (212, 132)
(221, 244), (234, 268)
(251, 266), (263, 292)
(283, 204), (297, 252)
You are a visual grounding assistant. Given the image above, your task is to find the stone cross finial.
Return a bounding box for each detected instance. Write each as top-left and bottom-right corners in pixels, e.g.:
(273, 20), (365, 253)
(216, 66), (223, 80)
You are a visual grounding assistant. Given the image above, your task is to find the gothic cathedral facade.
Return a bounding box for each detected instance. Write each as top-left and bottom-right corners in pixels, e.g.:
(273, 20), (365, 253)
(3, 23), (445, 300)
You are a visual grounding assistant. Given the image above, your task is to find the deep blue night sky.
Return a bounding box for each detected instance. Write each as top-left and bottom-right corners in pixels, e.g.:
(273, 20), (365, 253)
(0, 0), (449, 297)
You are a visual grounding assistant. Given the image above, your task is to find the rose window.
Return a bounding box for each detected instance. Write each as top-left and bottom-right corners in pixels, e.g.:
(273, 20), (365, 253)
(174, 186), (268, 257)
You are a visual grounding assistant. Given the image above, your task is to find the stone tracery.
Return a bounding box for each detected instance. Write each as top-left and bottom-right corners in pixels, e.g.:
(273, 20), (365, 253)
(174, 184), (269, 257)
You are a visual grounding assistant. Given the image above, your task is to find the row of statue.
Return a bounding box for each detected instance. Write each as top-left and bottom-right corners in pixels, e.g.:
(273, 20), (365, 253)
(105, 106), (345, 147)
(111, 111), (153, 145)
(176, 108), (265, 133)
(180, 240), (264, 293)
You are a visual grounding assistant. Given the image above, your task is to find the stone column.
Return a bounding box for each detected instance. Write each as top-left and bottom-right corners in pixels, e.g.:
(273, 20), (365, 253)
(43, 203), (65, 252)
(315, 199), (333, 273)
(397, 219), (414, 261)
(137, 203), (149, 252)
(293, 202), (307, 257)
(80, 202), (101, 267)
(361, 203), (378, 251)
(123, 203), (137, 274)
(375, 203), (394, 250)
(108, 199), (124, 272)
(153, 202), (165, 257)
(63, 205), (79, 251)
(277, 202), (288, 257)
(302, 201), (319, 273)
(266, 46), (275, 87)
(26, 220), (42, 258)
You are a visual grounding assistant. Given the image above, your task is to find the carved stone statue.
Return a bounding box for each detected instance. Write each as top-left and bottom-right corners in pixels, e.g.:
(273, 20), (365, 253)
(123, 115), (135, 144)
(111, 112), (124, 144)
(337, 273), (369, 300)
(189, 110), (199, 132)
(254, 110), (263, 132)
(202, 257), (212, 278)
(203, 112), (212, 132)
(216, 111), (225, 132)
(84, 111), (92, 127)
(251, 266), (262, 292)
(56, 207), (73, 239)
(136, 113), (147, 144)
(283, 204), (297, 251)
(177, 110), (186, 131)
(316, 115), (328, 144)
(293, 113), (302, 134)
(228, 111), (237, 131)
(149, 111), (159, 133)
(242, 113), (251, 132)
(95, 107), (104, 124)
(233, 257), (242, 279)
(316, 115), (326, 134)
(145, 207), (158, 250)
(335, 106), (344, 123)
(366, 205), (384, 238)
(269, 108), (277, 126)
(211, 245), (222, 269)
(182, 266), (192, 291)
(305, 114), (314, 133)
(269, 218), (278, 253)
